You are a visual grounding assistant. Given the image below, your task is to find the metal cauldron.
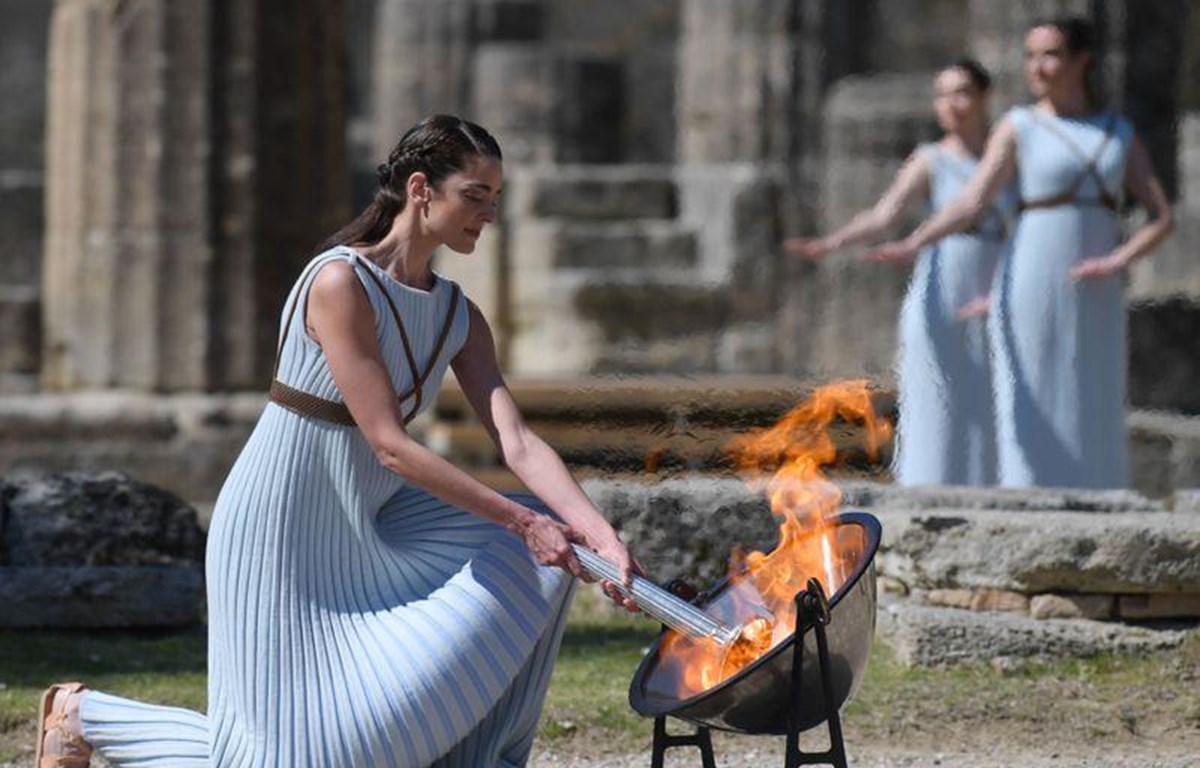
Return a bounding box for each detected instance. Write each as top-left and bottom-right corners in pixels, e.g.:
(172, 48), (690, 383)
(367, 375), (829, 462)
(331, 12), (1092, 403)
(628, 511), (880, 735)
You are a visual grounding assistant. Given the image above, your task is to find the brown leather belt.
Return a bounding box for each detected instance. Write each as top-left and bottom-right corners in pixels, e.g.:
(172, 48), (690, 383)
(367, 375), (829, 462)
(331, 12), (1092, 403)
(1019, 192), (1118, 213)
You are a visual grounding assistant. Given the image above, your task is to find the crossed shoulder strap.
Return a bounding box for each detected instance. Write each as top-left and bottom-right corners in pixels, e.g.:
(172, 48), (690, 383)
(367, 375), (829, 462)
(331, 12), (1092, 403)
(1022, 111), (1119, 212)
(269, 252), (462, 427)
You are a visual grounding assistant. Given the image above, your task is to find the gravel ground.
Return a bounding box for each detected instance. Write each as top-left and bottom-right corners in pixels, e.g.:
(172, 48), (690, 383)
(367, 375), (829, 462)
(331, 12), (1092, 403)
(530, 741), (1200, 767)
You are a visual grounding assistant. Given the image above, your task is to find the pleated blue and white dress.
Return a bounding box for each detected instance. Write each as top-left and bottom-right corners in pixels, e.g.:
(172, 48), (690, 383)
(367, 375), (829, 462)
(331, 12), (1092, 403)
(991, 107), (1132, 488)
(893, 143), (1016, 486)
(80, 246), (575, 767)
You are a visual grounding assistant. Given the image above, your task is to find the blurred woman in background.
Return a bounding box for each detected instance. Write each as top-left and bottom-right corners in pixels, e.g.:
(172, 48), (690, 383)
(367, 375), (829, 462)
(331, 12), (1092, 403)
(787, 59), (1016, 486)
(870, 17), (1173, 489)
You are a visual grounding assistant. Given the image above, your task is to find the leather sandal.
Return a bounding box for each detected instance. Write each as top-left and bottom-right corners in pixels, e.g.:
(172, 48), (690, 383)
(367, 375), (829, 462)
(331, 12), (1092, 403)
(36, 681), (92, 768)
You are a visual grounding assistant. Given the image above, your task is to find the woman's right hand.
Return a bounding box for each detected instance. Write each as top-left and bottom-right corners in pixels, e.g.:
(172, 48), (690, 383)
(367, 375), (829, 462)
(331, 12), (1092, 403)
(784, 236), (835, 260)
(509, 509), (585, 579)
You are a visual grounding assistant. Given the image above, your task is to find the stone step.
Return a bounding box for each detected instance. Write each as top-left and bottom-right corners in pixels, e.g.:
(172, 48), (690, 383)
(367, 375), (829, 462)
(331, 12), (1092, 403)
(876, 506), (1200, 594)
(544, 220), (698, 270)
(433, 375), (895, 426)
(509, 164), (677, 220)
(426, 420), (741, 473)
(877, 599), (1192, 667)
(569, 276), (733, 342)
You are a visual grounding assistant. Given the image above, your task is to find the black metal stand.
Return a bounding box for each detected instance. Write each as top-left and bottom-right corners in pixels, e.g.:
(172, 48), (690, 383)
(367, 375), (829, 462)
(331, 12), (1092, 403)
(650, 715), (717, 768)
(646, 578), (848, 768)
(784, 578), (848, 768)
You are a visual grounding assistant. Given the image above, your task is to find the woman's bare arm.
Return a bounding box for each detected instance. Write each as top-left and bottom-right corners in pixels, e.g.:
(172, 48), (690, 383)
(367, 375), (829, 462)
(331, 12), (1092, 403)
(306, 260), (584, 578)
(1070, 134), (1174, 280)
(785, 149), (931, 259)
(868, 119), (1018, 263)
(451, 301), (635, 589)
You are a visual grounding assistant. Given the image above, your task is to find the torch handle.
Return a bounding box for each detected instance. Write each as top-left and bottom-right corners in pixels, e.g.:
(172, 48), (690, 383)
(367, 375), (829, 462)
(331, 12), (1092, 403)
(572, 544), (741, 647)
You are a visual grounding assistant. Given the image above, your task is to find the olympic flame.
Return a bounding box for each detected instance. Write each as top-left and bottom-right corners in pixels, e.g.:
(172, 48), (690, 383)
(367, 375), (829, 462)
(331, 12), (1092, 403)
(657, 380), (890, 696)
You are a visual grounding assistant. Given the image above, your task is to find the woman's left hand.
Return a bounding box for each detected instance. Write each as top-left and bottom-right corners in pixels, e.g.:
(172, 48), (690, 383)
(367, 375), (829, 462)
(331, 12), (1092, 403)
(1069, 253), (1127, 281)
(866, 240), (919, 265)
(585, 531), (643, 613)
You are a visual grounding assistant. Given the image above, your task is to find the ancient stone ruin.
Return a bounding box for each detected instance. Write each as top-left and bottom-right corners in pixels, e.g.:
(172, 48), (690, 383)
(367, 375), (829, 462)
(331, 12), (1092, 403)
(1, 2), (1199, 637)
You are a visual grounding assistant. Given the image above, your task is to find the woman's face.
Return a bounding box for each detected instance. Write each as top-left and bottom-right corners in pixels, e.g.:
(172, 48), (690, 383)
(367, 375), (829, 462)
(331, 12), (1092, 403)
(932, 67), (986, 134)
(1024, 25), (1088, 100)
(424, 155), (502, 254)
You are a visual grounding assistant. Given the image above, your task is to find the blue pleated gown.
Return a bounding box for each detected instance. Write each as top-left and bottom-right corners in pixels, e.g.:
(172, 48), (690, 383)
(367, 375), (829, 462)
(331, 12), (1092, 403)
(991, 107), (1133, 488)
(893, 143), (1016, 486)
(80, 247), (575, 767)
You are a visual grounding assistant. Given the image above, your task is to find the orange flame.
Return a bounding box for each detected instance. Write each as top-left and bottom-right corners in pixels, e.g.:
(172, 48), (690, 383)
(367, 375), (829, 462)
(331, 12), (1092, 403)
(657, 380), (890, 696)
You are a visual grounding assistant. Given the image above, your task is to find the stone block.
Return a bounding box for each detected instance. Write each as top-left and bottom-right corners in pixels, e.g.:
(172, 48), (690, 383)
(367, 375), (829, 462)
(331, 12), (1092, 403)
(1029, 594), (1116, 621)
(508, 166), (677, 220)
(573, 279), (731, 343)
(1118, 594), (1200, 620)
(1, 471), (205, 566)
(922, 588), (1030, 613)
(590, 335), (719, 376)
(0, 565), (203, 628)
(878, 601), (1189, 667)
(839, 480), (1163, 513)
(549, 222), (696, 271)
(0, 470), (206, 628)
(877, 507), (1200, 594)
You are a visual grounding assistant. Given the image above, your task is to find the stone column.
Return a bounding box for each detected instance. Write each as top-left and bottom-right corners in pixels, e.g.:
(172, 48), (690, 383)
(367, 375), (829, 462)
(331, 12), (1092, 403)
(370, 0), (545, 159)
(42, 0), (348, 392)
(0, 0), (53, 391)
(676, 0), (800, 165)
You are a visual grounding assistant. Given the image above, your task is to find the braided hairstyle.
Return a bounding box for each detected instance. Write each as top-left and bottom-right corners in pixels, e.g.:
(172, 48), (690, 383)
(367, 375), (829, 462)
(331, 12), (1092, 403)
(318, 114), (502, 253)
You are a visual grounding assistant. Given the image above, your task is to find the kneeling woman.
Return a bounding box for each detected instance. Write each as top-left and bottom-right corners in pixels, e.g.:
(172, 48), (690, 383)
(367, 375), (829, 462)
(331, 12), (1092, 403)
(38, 115), (636, 768)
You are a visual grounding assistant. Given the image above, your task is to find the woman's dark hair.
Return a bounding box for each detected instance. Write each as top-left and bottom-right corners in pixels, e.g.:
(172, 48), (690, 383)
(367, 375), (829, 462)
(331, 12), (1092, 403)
(318, 114), (502, 253)
(945, 58), (992, 91)
(1030, 15), (1102, 106)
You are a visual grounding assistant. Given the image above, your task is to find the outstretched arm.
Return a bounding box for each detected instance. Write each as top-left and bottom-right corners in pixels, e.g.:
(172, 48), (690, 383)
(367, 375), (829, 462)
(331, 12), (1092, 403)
(451, 300), (637, 596)
(306, 260), (585, 579)
(869, 119), (1018, 263)
(1070, 134), (1174, 280)
(785, 149), (931, 259)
